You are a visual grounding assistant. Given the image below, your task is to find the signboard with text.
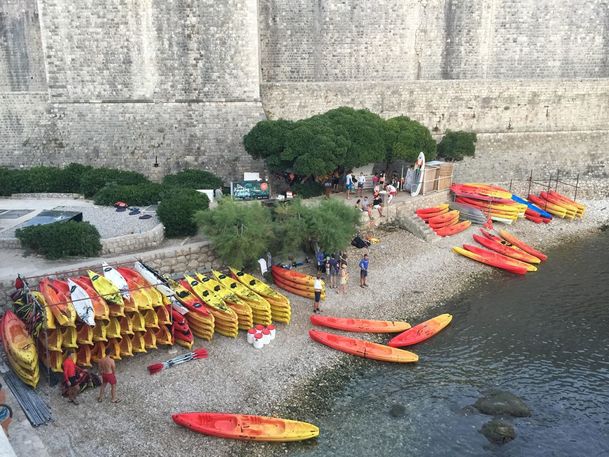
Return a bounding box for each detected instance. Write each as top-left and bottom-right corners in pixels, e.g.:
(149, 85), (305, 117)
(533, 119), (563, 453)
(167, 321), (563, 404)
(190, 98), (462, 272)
(231, 180), (270, 200)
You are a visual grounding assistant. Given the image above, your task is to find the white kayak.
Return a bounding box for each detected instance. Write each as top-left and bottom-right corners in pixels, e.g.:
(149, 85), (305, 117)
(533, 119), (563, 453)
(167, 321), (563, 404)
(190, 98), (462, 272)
(102, 262), (131, 299)
(67, 279), (96, 326)
(133, 261), (188, 314)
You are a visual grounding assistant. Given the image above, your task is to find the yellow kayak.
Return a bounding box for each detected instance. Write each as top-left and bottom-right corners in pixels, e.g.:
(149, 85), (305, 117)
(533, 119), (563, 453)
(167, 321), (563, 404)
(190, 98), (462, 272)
(229, 267), (290, 305)
(88, 270), (124, 306)
(2, 311), (39, 387)
(184, 274), (234, 316)
(212, 270), (272, 311)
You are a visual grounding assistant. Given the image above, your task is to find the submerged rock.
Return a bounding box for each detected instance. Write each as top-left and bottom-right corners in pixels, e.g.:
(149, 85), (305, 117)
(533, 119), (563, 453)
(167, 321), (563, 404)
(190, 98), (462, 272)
(474, 389), (532, 417)
(389, 404), (406, 418)
(480, 418), (516, 444)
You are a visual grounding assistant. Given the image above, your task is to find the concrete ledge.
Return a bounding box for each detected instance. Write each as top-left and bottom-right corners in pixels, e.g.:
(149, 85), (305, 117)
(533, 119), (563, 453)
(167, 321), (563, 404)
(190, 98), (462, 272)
(8, 193), (84, 199)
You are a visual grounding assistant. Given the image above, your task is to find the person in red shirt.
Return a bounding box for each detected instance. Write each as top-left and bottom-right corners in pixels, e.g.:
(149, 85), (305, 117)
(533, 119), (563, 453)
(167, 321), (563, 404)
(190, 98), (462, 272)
(63, 350), (80, 405)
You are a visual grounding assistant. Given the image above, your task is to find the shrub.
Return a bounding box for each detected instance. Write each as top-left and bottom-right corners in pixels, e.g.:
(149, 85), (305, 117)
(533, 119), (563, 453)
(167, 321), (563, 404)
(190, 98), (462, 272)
(437, 130), (477, 161)
(158, 188), (210, 237)
(93, 183), (164, 206)
(271, 199), (311, 257)
(60, 163), (94, 193)
(79, 167), (150, 197)
(0, 168), (19, 196)
(304, 199), (361, 253)
(291, 180), (324, 199)
(16, 221), (102, 259)
(162, 169), (223, 190)
(196, 199), (273, 268)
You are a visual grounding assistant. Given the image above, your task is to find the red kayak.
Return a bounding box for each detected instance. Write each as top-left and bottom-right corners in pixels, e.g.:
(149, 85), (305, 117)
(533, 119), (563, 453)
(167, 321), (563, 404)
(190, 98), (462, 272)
(435, 220), (471, 237)
(172, 412), (319, 441)
(309, 329), (418, 363)
(463, 244), (537, 272)
(428, 210), (459, 225)
(452, 246), (528, 275)
(415, 204), (449, 215)
(450, 185), (514, 204)
(387, 314), (453, 347)
(310, 315), (411, 333)
(271, 265), (317, 287)
(472, 233), (541, 264)
(429, 214), (460, 230)
(499, 229), (548, 262)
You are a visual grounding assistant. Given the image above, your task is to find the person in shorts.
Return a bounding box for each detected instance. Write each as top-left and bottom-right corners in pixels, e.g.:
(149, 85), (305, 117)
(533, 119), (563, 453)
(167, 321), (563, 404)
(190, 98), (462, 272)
(359, 253), (369, 288)
(97, 346), (120, 403)
(313, 273), (323, 313)
(329, 254), (339, 289)
(372, 192), (384, 217)
(345, 173), (354, 199)
(385, 183), (397, 204)
(63, 350), (80, 405)
(339, 264), (349, 294)
(357, 173), (366, 197)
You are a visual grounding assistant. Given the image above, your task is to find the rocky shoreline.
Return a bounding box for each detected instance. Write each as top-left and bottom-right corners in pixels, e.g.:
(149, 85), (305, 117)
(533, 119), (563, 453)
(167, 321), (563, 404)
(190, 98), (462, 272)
(8, 191), (609, 457)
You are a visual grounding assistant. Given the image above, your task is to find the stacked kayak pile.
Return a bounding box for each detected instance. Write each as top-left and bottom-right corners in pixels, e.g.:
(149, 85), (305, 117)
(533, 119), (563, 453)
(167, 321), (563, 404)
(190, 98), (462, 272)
(453, 228), (547, 275)
(1, 311), (39, 388)
(34, 264), (176, 374)
(271, 266), (326, 300)
(527, 190), (585, 221)
(308, 313), (452, 363)
(229, 268), (291, 324)
(451, 183), (527, 224)
(213, 270), (273, 325)
(415, 204), (472, 237)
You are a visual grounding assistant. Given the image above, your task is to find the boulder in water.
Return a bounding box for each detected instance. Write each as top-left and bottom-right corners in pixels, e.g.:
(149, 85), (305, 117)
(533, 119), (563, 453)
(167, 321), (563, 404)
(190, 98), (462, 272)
(389, 404), (406, 418)
(474, 389), (531, 417)
(480, 418), (516, 444)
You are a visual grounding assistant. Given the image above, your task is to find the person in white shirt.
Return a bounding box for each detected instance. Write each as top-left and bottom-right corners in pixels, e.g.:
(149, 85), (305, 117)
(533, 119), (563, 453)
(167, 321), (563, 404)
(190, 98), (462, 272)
(313, 273), (323, 313)
(357, 173), (366, 197)
(385, 183), (397, 204)
(345, 173), (354, 199)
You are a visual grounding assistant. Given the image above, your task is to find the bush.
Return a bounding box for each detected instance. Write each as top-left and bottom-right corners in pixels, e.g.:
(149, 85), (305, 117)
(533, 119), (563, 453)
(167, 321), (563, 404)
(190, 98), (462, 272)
(79, 167), (150, 198)
(196, 199), (274, 268)
(271, 199), (311, 257)
(158, 188), (210, 237)
(437, 130), (477, 161)
(162, 169), (223, 190)
(16, 221), (102, 260)
(305, 199), (361, 253)
(291, 180), (324, 199)
(93, 183), (164, 206)
(0, 168), (19, 196)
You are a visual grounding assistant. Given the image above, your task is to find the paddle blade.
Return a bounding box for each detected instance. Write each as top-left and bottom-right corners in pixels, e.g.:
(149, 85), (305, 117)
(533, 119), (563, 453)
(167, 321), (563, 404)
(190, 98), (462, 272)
(483, 218), (494, 230)
(193, 348), (208, 359)
(147, 363), (165, 375)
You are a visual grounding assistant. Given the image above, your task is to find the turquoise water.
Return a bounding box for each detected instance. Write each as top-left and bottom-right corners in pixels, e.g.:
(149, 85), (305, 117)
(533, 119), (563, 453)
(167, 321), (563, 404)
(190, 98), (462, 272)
(274, 230), (609, 456)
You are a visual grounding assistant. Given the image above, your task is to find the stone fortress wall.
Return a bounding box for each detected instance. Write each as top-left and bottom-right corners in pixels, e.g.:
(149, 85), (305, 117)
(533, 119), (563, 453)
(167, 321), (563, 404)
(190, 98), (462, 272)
(1, 0), (608, 182)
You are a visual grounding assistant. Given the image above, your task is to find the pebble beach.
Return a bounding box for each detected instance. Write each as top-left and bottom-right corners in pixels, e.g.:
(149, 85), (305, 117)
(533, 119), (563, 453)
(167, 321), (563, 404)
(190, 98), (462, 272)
(5, 185), (609, 457)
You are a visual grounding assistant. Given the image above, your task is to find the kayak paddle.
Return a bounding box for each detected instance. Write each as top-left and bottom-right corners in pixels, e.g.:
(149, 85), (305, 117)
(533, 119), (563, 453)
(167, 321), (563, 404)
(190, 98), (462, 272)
(147, 348), (208, 375)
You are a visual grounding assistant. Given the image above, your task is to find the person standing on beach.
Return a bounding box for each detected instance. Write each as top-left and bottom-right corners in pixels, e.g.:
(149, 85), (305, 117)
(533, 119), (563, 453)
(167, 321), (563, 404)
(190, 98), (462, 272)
(339, 264), (349, 294)
(345, 173), (354, 199)
(97, 347), (120, 403)
(63, 350), (80, 405)
(313, 273), (323, 313)
(357, 173), (366, 197)
(359, 253), (369, 288)
(329, 254), (339, 289)
(385, 183), (397, 204)
(339, 251), (348, 268)
(316, 250), (325, 273)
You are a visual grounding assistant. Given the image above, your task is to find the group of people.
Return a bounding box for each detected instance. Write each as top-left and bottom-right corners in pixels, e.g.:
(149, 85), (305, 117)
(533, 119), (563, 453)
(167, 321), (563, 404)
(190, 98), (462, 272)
(313, 252), (370, 313)
(63, 347), (120, 405)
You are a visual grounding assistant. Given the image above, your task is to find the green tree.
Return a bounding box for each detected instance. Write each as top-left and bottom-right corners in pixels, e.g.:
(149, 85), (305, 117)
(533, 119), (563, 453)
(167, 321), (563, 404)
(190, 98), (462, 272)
(243, 119), (294, 172)
(158, 188), (209, 237)
(437, 130), (477, 161)
(304, 199), (361, 253)
(195, 199), (274, 268)
(385, 116), (437, 164)
(271, 199), (311, 257)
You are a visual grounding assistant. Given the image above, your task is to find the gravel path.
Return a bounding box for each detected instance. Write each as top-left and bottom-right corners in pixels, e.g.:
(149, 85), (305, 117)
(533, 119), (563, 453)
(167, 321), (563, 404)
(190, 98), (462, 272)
(17, 194), (609, 457)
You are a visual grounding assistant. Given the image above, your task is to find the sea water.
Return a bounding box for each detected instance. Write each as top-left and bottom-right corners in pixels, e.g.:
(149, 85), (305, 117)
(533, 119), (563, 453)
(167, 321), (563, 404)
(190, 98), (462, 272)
(275, 229), (609, 456)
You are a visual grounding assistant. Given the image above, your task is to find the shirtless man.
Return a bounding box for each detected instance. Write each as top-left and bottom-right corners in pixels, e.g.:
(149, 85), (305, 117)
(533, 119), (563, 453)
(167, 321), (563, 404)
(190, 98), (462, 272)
(97, 347), (120, 403)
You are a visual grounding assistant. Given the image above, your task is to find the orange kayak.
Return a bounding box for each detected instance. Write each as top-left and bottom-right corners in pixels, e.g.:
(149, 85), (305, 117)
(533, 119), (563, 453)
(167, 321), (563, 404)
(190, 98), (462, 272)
(388, 314), (453, 347)
(452, 246), (528, 275)
(173, 412), (319, 442)
(428, 210), (459, 225)
(499, 229), (548, 262)
(273, 276), (320, 300)
(310, 315), (411, 333)
(38, 277), (77, 327)
(271, 266), (317, 287)
(415, 204), (449, 215)
(463, 244), (537, 272)
(435, 220), (471, 237)
(309, 329), (418, 363)
(472, 233), (541, 264)
(429, 213), (460, 229)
